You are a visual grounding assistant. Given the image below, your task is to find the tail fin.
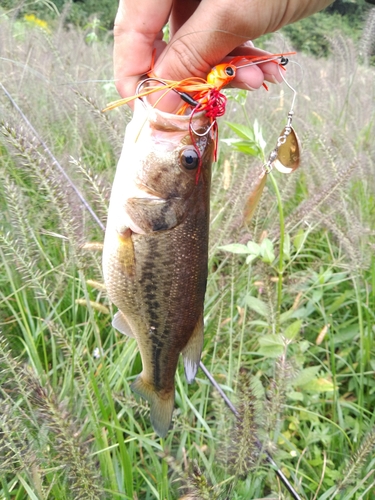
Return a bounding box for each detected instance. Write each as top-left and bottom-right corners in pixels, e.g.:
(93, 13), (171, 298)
(131, 375), (175, 438)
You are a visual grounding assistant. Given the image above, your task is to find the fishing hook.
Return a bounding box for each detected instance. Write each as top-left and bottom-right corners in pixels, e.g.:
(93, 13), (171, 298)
(136, 77), (199, 108)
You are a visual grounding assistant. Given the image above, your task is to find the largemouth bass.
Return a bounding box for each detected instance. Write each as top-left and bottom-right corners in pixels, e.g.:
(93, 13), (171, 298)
(103, 98), (214, 437)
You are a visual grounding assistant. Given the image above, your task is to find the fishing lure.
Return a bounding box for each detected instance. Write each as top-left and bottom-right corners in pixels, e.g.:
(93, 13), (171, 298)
(103, 51), (297, 183)
(243, 67), (301, 223)
(104, 52), (294, 113)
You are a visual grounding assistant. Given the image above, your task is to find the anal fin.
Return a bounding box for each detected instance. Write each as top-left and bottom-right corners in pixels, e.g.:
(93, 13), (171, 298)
(131, 375), (175, 438)
(112, 310), (134, 338)
(181, 314), (204, 384)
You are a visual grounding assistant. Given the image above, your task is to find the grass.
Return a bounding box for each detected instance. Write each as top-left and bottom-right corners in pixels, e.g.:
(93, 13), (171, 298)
(1, 9), (375, 500)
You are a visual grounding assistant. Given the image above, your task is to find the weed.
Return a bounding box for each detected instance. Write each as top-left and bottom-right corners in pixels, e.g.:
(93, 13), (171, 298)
(1, 13), (375, 500)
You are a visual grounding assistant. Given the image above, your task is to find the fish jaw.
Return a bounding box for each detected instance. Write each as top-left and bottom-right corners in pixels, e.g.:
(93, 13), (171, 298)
(103, 98), (213, 437)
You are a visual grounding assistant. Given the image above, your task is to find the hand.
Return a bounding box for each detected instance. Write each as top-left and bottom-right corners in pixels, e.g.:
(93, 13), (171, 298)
(113, 0), (333, 102)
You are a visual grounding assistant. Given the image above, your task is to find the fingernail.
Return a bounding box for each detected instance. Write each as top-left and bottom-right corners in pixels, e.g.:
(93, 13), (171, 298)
(264, 74), (281, 84)
(242, 83), (257, 91)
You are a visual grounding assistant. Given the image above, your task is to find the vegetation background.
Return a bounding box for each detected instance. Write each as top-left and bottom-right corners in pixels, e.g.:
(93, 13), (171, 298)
(1, 0), (375, 499)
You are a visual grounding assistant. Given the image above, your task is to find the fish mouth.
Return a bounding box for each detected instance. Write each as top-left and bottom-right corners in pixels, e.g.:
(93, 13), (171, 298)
(136, 97), (210, 133)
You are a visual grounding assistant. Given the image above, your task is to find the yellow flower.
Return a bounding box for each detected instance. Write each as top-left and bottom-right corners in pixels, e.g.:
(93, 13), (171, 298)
(24, 13), (50, 33)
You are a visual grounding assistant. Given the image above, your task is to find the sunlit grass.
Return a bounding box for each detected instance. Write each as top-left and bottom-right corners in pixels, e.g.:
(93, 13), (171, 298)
(1, 9), (375, 500)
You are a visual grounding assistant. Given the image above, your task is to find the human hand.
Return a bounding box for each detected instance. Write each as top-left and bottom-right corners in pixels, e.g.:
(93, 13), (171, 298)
(113, 0), (333, 104)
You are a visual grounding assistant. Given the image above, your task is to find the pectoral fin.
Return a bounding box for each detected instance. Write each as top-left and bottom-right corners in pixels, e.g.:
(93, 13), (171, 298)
(181, 314), (204, 384)
(116, 227), (135, 278)
(131, 375), (175, 438)
(112, 311), (134, 337)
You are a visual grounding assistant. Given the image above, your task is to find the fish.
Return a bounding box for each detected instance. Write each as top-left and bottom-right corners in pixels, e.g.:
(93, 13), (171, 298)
(102, 98), (214, 437)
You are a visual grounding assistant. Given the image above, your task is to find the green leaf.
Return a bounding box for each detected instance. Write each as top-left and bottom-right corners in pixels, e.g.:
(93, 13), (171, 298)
(279, 308), (294, 324)
(293, 229), (306, 252)
(225, 121), (255, 141)
(246, 254), (258, 264)
(253, 119), (266, 151)
(327, 290), (354, 314)
(312, 289), (323, 303)
(246, 240), (261, 255)
(292, 366), (321, 387)
(302, 377), (335, 392)
(260, 238), (275, 264)
(245, 295), (270, 317)
(221, 137), (262, 157)
(234, 143), (262, 157)
(287, 390), (304, 401)
(299, 340), (310, 353)
(258, 334), (284, 358)
(17, 476), (40, 500)
(283, 233), (291, 260)
(283, 320), (302, 341)
(218, 243), (249, 254)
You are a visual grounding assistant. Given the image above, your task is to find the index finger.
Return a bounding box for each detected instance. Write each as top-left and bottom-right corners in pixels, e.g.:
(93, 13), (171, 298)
(113, 0), (173, 98)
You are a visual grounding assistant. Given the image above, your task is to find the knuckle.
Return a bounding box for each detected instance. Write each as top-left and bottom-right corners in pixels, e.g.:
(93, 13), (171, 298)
(169, 37), (211, 80)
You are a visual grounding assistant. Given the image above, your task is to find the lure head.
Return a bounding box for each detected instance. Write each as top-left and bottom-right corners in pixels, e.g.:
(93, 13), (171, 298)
(206, 63), (237, 89)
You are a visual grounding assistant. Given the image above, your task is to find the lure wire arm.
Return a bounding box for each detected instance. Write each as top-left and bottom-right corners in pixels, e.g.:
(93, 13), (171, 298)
(261, 65), (298, 176)
(235, 55), (289, 70)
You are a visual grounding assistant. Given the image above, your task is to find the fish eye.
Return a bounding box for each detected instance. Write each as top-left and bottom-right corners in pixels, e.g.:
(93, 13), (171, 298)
(225, 66), (235, 76)
(180, 147), (199, 170)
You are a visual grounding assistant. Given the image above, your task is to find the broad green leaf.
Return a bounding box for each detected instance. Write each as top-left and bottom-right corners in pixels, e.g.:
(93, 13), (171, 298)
(224, 88), (248, 105)
(334, 323), (359, 345)
(283, 320), (302, 341)
(327, 290), (353, 314)
(287, 390), (304, 401)
(248, 319), (270, 327)
(245, 295), (270, 317)
(279, 308), (294, 324)
(302, 377), (335, 392)
(225, 121), (255, 141)
(246, 254), (258, 264)
(234, 143), (262, 157)
(258, 334), (284, 358)
(312, 288), (323, 303)
(292, 366), (321, 387)
(293, 229), (306, 252)
(260, 238), (275, 264)
(253, 119), (266, 151)
(246, 240), (261, 255)
(220, 138), (244, 146)
(218, 243), (249, 254)
(318, 268), (333, 284)
(299, 340), (311, 353)
(221, 137), (262, 157)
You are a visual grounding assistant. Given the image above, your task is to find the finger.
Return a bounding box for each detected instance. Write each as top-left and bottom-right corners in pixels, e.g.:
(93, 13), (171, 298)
(221, 47), (285, 88)
(153, 0), (333, 82)
(232, 65), (265, 90)
(169, 0), (201, 36)
(154, 0), (255, 81)
(113, 0), (173, 98)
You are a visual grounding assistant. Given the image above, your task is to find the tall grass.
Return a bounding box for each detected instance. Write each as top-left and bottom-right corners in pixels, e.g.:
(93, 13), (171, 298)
(1, 9), (375, 499)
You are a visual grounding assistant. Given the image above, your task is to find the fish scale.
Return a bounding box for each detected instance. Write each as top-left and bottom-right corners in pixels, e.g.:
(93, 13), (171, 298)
(103, 99), (213, 437)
